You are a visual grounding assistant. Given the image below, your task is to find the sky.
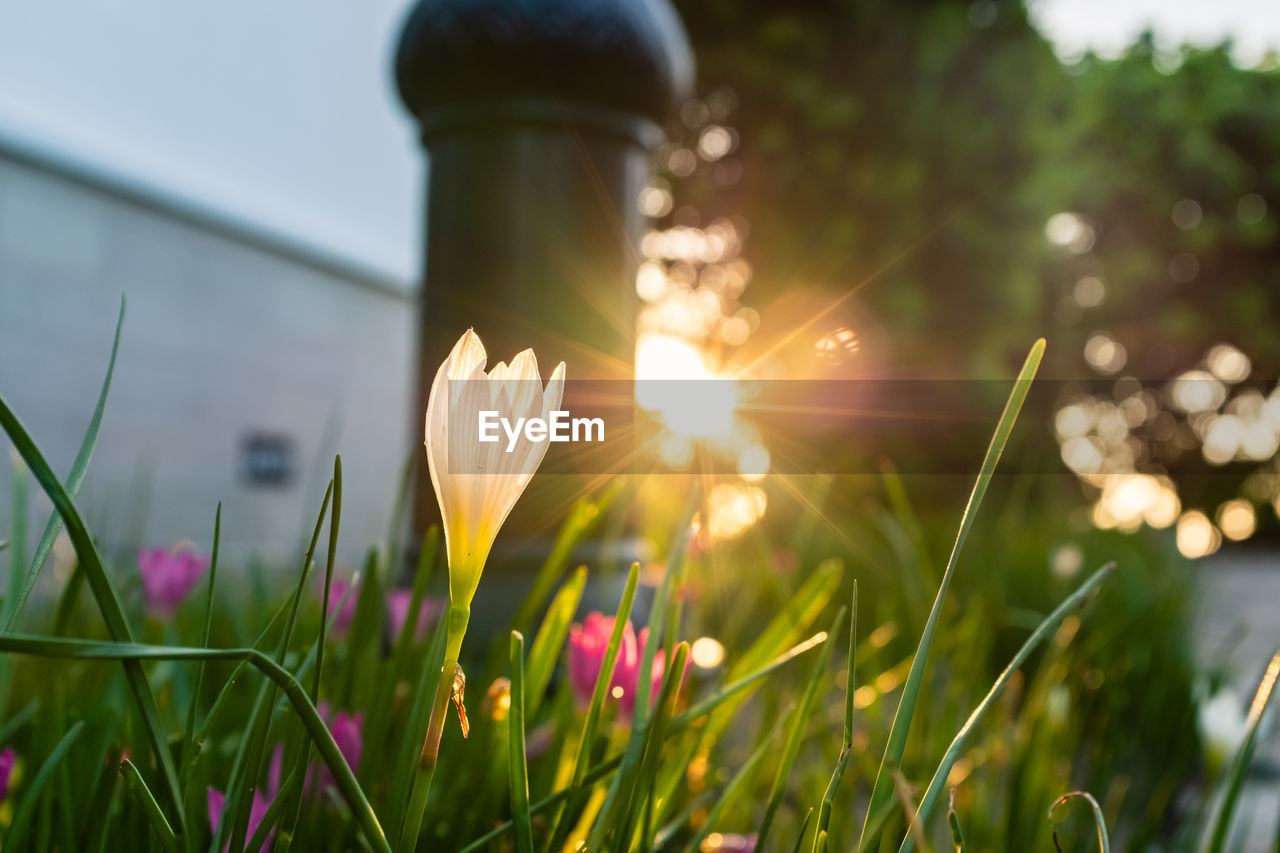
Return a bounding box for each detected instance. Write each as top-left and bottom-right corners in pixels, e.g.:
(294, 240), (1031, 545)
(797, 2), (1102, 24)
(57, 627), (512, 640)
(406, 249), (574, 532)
(0, 0), (1275, 293)
(0, 0), (426, 288)
(1031, 0), (1280, 64)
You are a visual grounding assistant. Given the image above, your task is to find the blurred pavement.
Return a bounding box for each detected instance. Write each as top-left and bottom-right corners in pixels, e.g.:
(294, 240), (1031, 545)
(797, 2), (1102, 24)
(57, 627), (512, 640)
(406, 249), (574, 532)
(1196, 552), (1280, 850)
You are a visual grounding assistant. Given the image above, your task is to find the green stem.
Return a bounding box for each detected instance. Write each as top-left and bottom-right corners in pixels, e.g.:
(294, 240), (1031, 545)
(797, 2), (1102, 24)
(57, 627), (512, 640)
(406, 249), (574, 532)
(396, 604), (469, 853)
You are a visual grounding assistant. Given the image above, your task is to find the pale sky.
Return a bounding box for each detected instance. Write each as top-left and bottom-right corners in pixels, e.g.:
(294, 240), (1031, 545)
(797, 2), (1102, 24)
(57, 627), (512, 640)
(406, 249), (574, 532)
(0, 0), (426, 288)
(1031, 0), (1280, 64)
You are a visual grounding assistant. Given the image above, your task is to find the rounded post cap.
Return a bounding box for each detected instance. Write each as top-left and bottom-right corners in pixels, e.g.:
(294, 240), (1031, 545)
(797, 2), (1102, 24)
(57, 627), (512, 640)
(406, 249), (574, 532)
(394, 0), (694, 132)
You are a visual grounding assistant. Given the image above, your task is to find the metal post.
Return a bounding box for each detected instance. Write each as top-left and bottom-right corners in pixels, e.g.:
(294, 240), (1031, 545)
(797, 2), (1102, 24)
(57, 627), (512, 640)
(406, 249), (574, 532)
(394, 0), (693, 538)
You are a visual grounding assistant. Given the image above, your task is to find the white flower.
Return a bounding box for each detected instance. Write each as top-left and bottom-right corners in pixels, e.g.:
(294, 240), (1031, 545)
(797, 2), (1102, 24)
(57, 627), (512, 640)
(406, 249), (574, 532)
(425, 329), (565, 607)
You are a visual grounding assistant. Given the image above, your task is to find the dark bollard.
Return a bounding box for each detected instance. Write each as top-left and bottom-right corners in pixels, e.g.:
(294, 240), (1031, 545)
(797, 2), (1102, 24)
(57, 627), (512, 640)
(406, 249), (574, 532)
(393, 0), (693, 546)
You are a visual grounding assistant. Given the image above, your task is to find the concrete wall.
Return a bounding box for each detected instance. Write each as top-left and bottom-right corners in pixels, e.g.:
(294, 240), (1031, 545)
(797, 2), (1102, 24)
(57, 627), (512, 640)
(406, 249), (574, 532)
(0, 152), (418, 575)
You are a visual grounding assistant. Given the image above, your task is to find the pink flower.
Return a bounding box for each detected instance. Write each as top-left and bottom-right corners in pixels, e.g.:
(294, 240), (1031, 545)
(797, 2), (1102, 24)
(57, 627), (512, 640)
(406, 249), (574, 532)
(208, 745), (282, 852)
(386, 590), (444, 642)
(329, 710), (363, 774)
(138, 546), (208, 617)
(0, 747), (15, 801)
(310, 703), (363, 795)
(322, 578), (360, 636)
(567, 612), (667, 718)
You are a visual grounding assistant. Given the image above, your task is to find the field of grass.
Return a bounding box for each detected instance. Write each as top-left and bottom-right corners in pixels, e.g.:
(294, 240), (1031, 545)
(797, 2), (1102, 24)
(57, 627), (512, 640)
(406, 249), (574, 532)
(0, 316), (1277, 852)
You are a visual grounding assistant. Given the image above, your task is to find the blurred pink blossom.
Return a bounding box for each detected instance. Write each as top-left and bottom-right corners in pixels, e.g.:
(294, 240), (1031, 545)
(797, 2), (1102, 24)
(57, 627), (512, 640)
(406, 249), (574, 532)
(311, 702), (363, 795)
(138, 546), (208, 617)
(386, 590), (445, 642)
(323, 578), (360, 636)
(0, 747), (15, 802)
(567, 612), (667, 718)
(207, 745), (281, 852)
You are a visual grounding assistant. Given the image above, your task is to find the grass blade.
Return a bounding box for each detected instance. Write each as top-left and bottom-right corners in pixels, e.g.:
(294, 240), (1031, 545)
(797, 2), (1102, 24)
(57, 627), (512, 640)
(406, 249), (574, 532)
(0, 633), (391, 853)
(6, 452), (27, 623)
(859, 338), (1045, 851)
(383, 452), (415, 570)
(700, 559), (842, 750)
(337, 547), (382, 709)
(612, 642), (691, 849)
(6, 721), (85, 850)
(524, 564), (586, 720)
(85, 746), (122, 853)
(509, 495), (607, 636)
(457, 631), (828, 853)
(792, 808), (815, 853)
(0, 391), (187, 834)
(509, 631), (535, 853)
(279, 457), (344, 846)
(3, 295), (124, 632)
(947, 790), (966, 852)
(814, 749), (851, 853)
(635, 494), (696, 723)
(0, 697), (39, 743)
(179, 587), (306, 792)
(1049, 791), (1110, 853)
(683, 714), (786, 853)
(246, 765), (302, 853)
(181, 503), (221, 768)
(653, 788), (715, 849)
(814, 581), (859, 852)
(900, 564), (1114, 853)
(186, 579), (358, 844)
(387, 607), (448, 839)
(227, 479), (333, 853)
(758, 606), (848, 849)
(365, 525), (438, 790)
(547, 562), (641, 850)
(121, 758), (178, 851)
(314, 456), (342, 703)
(51, 685), (76, 852)
(1200, 647), (1280, 853)
(735, 558), (841, 681)
(844, 580), (859, 743)
(0, 452), (27, 710)
(892, 768), (931, 853)
(682, 631), (831, 725)
(589, 498), (696, 851)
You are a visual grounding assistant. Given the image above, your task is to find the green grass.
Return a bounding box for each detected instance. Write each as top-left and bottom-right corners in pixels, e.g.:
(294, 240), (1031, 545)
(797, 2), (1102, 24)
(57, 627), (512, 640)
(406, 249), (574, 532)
(0, 322), (1263, 852)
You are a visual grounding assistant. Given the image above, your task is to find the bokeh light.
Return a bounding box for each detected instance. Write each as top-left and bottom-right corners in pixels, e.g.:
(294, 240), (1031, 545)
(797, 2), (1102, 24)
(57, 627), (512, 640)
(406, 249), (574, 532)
(1056, 338), (1280, 550)
(695, 482), (768, 541)
(690, 637), (727, 669)
(1074, 276), (1105, 308)
(1045, 212), (1095, 253)
(1216, 499), (1256, 541)
(1176, 510), (1221, 558)
(1084, 332), (1126, 373)
(1171, 198), (1203, 230)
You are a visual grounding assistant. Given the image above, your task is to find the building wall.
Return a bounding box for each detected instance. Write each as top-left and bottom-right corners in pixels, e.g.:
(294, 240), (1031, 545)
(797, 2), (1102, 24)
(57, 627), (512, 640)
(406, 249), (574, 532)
(0, 152), (418, 575)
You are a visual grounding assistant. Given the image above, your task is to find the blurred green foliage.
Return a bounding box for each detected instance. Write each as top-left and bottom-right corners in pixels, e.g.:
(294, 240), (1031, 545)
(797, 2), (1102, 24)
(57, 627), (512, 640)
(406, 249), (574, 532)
(0, 473), (1209, 852)
(704, 469), (1202, 851)
(668, 0), (1280, 379)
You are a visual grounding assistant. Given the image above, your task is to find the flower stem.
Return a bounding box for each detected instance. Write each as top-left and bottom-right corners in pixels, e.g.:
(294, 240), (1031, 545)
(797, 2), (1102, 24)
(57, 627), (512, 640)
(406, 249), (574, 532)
(397, 604), (469, 853)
